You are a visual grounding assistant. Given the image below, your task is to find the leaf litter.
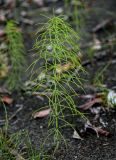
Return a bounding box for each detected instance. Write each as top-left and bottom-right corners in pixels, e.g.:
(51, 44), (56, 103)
(73, 89), (115, 139)
(33, 108), (51, 118)
(1, 96), (13, 105)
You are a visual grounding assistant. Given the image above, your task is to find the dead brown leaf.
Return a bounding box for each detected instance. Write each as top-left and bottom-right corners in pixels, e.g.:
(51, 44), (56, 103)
(84, 120), (110, 137)
(33, 108), (51, 118)
(1, 96), (13, 104)
(95, 127), (110, 136)
(78, 97), (102, 110)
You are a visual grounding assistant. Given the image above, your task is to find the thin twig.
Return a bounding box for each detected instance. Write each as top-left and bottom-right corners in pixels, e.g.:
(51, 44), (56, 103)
(0, 106), (23, 125)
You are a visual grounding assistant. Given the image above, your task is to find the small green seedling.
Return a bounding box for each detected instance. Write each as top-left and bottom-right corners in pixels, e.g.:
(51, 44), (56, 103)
(5, 20), (26, 90)
(0, 128), (42, 160)
(31, 16), (85, 150)
(93, 63), (110, 87)
(0, 101), (41, 160)
(64, 0), (86, 32)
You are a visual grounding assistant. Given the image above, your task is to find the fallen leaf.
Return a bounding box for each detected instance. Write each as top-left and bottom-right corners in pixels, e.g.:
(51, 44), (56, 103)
(78, 97), (102, 110)
(33, 108), (51, 118)
(95, 127), (110, 136)
(72, 130), (83, 140)
(1, 96), (13, 104)
(84, 120), (110, 137)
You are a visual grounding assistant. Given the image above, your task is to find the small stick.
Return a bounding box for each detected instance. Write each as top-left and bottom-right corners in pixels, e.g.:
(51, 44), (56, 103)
(0, 106), (23, 125)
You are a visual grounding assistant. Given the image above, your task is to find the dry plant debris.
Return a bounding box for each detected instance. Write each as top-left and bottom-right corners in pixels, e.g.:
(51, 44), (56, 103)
(33, 108), (51, 118)
(1, 95), (13, 105)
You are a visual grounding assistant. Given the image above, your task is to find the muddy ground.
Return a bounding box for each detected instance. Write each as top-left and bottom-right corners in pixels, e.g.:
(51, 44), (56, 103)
(0, 0), (116, 159)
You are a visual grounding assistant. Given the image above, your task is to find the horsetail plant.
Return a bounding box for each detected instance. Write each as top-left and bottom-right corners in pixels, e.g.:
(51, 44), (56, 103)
(64, 0), (86, 32)
(5, 20), (26, 90)
(31, 16), (85, 150)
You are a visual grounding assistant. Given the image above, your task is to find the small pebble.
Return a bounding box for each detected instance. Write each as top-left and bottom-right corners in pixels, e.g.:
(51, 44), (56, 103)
(40, 125), (43, 129)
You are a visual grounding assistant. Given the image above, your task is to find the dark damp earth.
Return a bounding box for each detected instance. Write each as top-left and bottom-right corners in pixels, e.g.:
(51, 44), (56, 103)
(0, 0), (116, 159)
